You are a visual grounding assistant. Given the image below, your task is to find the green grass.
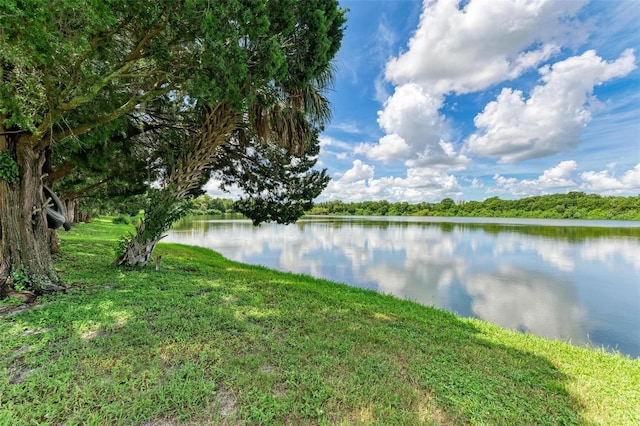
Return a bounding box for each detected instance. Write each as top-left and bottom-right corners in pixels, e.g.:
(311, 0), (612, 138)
(1, 218), (639, 425)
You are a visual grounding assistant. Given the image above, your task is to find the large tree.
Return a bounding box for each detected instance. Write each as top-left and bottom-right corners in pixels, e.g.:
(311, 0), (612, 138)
(116, 63), (337, 266)
(217, 127), (331, 226)
(0, 0), (345, 296)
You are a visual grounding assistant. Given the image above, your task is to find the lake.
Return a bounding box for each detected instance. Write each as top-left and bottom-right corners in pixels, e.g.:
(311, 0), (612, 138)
(165, 216), (640, 358)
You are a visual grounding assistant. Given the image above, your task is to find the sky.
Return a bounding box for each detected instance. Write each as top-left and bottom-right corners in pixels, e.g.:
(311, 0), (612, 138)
(208, 0), (640, 202)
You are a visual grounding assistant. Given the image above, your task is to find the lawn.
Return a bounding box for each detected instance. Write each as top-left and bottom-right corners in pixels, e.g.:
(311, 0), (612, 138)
(1, 218), (638, 425)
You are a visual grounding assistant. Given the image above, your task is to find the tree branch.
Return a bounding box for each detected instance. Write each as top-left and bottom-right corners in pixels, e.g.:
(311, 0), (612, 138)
(51, 88), (170, 142)
(47, 161), (77, 185)
(61, 178), (110, 201)
(58, 61), (136, 112)
(59, 22), (128, 104)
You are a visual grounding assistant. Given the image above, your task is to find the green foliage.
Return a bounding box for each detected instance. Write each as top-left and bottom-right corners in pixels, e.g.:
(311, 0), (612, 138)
(310, 193), (640, 220)
(10, 266), (30, 292)
(215, 129), (330, 226)
(0, 150), (19, 184)
(112, 215), (130, 225)
(51, 117), (151, 218)
(189, 195), (237, 215)
(1, 0), (346, 274)
(0, 0), (346, 172)
(116, 188), (192, 261)
(137, 189), (192, 243)
(0, 295), (24, 309)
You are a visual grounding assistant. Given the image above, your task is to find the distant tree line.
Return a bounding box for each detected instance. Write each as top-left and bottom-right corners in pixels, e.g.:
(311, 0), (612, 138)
(189, 195), (238, 216)
(307, 192), (640, 220)
(180, 192), (640, 220)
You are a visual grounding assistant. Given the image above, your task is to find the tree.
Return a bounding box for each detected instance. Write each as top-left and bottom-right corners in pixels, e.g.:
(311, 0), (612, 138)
(115, 3), (345, 267)
(0, 0), (346, 295)
(116, 62), (341, 266)
(49, 119), (152, 223)
(216, 128), (330, 225)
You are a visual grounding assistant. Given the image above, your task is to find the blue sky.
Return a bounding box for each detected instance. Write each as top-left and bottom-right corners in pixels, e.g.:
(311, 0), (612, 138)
(314, 0), (640, 202)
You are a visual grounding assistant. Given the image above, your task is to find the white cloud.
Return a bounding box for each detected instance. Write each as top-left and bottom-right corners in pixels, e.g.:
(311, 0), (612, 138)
(580, 170), (624, 191)
(385, 0), (586, 95)
(377, 84), (444, 137)
(470, 178), (484, 189)
(370, 0), (590, 171)
(329, 121), (363, 135)
(357, 83), (468, 168)
(537, 160), (579, 188)
(339, 160), (374, 184)
(318, 135), (333, 148)
(322, 165), (462, 202)
(489, 161), (640, 197)
(580, 163), (640, 193)
(491, 160), (578, 197)
(467, 49), (637, 162)
(354, 133), (410, 164)
(204, 178), (242, 199)
(407, 140), (470, 169)
(319, 135), (354, 160)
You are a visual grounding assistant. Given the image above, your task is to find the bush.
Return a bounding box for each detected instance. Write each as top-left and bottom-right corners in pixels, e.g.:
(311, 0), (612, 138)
(112, 215), (130, 225)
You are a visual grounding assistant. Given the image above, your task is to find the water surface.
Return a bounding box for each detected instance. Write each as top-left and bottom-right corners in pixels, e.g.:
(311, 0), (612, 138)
(165, 216), (640, 358)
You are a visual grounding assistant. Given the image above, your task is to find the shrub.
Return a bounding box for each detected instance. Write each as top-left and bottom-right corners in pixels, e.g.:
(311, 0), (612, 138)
(112, 215), (130, 225)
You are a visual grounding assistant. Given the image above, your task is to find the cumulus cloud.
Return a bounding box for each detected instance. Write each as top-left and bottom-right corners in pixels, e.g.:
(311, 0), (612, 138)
(537, 160), (580, 188)
(492, 160), (578, 197)
(339, 160), (375, 184)
(356, 83), (469, 168)
(407, 140), (470, 169)
(322, 162), (462, 202)
(385, 0), (586, 94)
(368, 0), (592, 171)
(466, 49), (637, 162)
(354, 133), (410, 163)
(489, 161), (640, 197)
(580, 163), (640, 193)
(377, 83), (444, 136)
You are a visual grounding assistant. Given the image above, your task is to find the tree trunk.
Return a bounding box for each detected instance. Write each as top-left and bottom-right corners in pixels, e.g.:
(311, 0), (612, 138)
(0, 134), (62, 297)
(48, 229), (62, 254)
(118, 230), (163, 267)
(64, 198), (77, 223)
(117, 105), (238, 268)
(117, 188), (185, 268)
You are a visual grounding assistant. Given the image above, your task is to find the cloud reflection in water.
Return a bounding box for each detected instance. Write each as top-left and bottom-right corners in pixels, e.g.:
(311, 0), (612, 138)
(165, 217), (640, 357)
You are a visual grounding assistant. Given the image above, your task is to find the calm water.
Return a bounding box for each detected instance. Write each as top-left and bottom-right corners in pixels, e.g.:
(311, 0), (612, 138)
(165, 216), (640, 358)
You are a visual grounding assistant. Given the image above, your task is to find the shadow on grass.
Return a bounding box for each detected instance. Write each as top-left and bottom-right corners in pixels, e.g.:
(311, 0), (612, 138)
(0, 242), (592, 425)
(250, 273), (590, 425)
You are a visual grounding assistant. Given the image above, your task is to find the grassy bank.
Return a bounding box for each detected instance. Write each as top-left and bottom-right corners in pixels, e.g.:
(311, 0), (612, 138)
(1, 219), (638, 425)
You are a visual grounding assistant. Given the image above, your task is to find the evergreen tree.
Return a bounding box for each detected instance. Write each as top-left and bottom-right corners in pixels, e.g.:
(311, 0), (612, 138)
(216, 128), (330, 226)
(0, 0), (345, 295)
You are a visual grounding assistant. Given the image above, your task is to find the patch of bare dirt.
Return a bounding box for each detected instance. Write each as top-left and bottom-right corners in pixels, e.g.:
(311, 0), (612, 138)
(216, 386), (238, 417)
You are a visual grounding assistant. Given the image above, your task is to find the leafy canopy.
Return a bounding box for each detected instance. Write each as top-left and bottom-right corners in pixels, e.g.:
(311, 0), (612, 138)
(215, 128), (330, 225)
(0, 0), (345, 142)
